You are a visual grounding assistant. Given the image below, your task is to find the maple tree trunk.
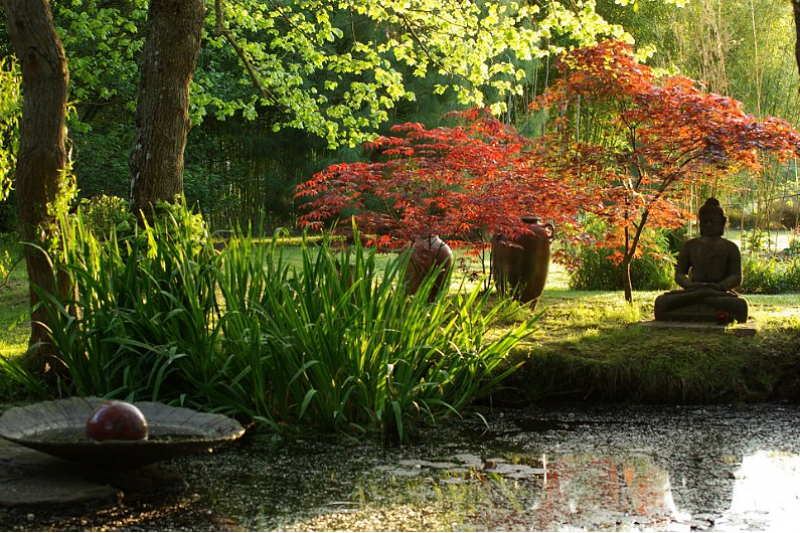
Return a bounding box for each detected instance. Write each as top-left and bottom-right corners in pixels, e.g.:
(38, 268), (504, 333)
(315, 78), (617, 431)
(129, 0), (205, 220)
(622, 255), (633, 304)
(622, 206), (654, 304)
(622, 224), (633, 303)
(3, 0), (69, 371)
(794, 1), (800, 88)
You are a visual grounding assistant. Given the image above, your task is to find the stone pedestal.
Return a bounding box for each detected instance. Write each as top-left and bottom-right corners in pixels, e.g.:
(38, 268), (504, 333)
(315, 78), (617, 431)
(655, 301), (748, 324)
(0, 438), (186, 508)
(638, 320), (757, 337)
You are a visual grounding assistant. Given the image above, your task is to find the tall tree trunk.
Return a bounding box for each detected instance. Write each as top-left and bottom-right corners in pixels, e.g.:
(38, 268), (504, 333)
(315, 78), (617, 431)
(129, 0), (205, 220)
(3, 0), (69, 371)
(794, 0), (800, 89)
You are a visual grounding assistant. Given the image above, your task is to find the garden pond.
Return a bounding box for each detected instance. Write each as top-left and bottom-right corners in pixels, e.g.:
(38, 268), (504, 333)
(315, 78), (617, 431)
(3, 402), (800, 531)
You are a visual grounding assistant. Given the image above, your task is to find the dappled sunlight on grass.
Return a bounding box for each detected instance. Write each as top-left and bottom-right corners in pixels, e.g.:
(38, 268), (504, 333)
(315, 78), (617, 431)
(0, 283), (33, 399)
(533, 291), (653, 331)
(0, 333), (28, 359)
(0, 280), (30, 361)
(728, 229), (796, 253)
(0, 239), (31, 362)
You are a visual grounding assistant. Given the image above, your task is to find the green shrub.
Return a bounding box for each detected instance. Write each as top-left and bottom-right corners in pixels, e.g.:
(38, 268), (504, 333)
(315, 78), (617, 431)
(80, 195), (136, 239)
(33, 214), (537, 440)
(37, 210), (220, 399)
(79, 194), (207, 246)
(740, 254), (800, 294)
(564, 218), (676, 291)
(568, 246), (674, 291)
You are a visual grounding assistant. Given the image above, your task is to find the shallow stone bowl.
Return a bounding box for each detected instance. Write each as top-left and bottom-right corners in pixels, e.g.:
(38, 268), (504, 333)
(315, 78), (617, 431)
(0, 397), (245, 469)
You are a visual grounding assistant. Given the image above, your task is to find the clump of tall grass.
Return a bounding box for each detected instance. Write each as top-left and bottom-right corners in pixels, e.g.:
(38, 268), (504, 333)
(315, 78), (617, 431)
(212, 232), (536, 438)
(32, 212), (537, 440)
(36, 208), (220, 399)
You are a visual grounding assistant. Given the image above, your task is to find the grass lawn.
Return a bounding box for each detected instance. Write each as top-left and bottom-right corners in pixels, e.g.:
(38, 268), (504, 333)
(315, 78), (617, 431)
(1, 237), (799, 406)
(0, 238), (34, 401)
(502, 276), (800, 404)
(0, 275), (28, 360)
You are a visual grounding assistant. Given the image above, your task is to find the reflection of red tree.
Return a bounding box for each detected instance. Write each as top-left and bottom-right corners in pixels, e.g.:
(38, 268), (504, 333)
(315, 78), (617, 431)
(601, 457), (623, 508)
(620, 456), (671, 519)
(624, 461), (669, 516)
(531, 455), (570, 530)
(532, 454), (671, 529)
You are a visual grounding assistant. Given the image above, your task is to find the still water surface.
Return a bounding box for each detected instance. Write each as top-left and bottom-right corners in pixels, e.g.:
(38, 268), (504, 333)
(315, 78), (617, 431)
(8, 403), (800, 531)
(178, 403), (800, 531)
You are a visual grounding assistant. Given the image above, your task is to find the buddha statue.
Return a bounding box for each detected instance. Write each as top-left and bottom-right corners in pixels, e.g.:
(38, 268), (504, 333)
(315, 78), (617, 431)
(654, 198), (748, 323)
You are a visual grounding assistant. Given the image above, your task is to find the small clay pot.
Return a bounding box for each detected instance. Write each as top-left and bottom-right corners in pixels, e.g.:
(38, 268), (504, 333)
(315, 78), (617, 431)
(406, 235), (453, 300)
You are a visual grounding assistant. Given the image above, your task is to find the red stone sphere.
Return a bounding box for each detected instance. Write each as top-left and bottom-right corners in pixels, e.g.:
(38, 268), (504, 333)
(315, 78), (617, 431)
(85, 401), (149, 441)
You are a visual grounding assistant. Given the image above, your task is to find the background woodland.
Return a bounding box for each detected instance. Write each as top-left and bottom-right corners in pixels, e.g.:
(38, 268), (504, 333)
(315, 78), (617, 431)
(2, 0), (799, 236)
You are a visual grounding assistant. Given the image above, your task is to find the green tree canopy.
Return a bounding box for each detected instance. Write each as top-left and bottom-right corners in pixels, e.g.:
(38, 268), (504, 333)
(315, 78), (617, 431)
(51, 0), (686, 148)
(0, 57), (19, 201)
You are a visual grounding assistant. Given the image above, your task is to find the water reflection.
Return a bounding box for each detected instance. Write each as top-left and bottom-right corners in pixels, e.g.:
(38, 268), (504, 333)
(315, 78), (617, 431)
(5, 404), (800, 531)
(274, 405), (800, 531)
(719, 450), (800, 531)
(13, 403), (790, 532)
(349, 449), (800, 531)
(526, 453), (676, 531)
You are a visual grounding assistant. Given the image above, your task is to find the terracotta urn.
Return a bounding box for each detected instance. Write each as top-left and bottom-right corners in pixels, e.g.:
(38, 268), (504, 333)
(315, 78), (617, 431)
(406, 235), (454, 300)
(491, 216), (555, 308)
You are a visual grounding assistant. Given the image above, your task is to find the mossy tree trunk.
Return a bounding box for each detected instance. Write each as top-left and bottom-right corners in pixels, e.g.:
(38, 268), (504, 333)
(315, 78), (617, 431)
(129, 0), (205, 221)
(3, 0), (69, 371)
(793, 0), (800, 87)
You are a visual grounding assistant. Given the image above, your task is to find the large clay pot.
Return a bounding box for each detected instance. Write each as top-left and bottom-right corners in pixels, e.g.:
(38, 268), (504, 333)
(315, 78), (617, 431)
(406, 235), (454, 300)
(492, 216), (555, 308)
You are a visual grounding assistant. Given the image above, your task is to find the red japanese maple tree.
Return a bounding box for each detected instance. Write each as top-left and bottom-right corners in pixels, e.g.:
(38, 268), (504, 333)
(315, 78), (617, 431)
(295, 109), (585, 254)
(533, 40), (800, 302)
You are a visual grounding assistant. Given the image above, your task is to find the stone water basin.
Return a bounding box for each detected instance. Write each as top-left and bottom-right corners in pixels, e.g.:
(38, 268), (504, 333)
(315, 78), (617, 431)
(0, 397), (245, 469)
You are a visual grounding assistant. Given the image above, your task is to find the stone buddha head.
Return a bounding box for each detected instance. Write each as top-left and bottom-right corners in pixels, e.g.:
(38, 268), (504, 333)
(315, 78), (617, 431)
(698, 197), (726, 238)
